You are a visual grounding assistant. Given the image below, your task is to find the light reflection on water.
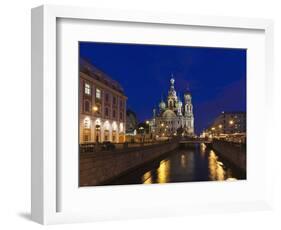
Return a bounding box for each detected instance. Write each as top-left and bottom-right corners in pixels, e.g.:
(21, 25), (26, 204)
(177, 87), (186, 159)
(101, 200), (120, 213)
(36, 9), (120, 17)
(157, 160), (170, 183)
(109, 143), (245, 185)
(208, 150), (225, 181)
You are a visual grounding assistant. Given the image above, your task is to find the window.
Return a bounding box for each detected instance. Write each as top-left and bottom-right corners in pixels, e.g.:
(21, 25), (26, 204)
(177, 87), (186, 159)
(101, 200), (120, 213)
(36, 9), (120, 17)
(105, 93), (109, 102)
(84, 117), (91, 129)
(84, 100), (90, 113)
(120, 100), (123, 108)
(105, 107), (109, 117)
(84, 83), (91, 95)
(113, 109), (116, 118)
(120, 112), (123, 120)
(96, 88), (101, 99)
(113, 96), (116, 105)
(83, 135), (89, 142)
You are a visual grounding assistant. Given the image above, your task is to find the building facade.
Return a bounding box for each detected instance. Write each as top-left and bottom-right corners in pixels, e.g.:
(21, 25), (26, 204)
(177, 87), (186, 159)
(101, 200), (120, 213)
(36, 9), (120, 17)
(205, 111), (246, 136)
(79, 59), (127, 144)
(150, 76), (195, 137)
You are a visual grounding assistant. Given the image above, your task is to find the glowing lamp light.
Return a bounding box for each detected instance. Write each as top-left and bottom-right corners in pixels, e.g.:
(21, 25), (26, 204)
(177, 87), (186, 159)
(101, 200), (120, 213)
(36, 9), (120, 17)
(229, 120), (234, 125)
(93, 106), (98, 112)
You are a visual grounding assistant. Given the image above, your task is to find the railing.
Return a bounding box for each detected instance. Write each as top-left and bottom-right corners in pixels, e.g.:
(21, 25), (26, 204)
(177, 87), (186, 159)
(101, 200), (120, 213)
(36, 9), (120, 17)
(79, 139), (175, 154)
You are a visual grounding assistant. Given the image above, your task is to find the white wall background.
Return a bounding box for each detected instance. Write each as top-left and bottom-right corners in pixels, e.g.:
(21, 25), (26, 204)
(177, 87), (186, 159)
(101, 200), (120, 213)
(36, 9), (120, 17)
(0, 0), (280, 229)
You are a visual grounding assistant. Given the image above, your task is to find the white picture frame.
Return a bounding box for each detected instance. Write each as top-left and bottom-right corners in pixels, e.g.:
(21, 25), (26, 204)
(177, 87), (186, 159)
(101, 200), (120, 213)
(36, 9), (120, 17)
(31, 5), (274, 225)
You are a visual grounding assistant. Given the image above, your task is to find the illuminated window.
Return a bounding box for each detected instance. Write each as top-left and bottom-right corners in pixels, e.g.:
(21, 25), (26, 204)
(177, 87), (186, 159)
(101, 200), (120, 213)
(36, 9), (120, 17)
(96, 88), (101, 99)
(83, 135), (89, 142)
(84, 83), (91, 95)
(84, 117), (91, 129)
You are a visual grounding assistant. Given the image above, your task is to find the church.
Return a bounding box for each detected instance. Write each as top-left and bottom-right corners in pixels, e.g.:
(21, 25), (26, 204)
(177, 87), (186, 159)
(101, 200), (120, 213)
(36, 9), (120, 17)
(150, 76), (195, 138)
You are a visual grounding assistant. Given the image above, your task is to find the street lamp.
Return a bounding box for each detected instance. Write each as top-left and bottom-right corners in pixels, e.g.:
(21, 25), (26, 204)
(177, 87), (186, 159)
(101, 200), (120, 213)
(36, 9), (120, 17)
(139, 126), (145, 143)
(229, 120), (234, 125)
(93, 105), (98, 112)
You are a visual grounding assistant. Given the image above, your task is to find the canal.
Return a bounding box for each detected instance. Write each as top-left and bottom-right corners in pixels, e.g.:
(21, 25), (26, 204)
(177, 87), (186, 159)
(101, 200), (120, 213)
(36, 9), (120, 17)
(105, 143), (246, 186)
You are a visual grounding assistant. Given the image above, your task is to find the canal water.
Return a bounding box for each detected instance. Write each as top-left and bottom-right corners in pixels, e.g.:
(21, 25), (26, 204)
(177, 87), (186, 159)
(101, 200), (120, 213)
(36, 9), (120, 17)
(105, 143), (246, 186)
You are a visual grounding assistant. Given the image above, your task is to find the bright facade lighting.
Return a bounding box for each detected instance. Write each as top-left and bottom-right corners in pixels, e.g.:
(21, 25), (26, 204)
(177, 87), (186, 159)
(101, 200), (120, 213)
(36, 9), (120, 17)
(104, 120), (110, 130)
(112, 121), (117, 131)
(120, 123), (124, 132)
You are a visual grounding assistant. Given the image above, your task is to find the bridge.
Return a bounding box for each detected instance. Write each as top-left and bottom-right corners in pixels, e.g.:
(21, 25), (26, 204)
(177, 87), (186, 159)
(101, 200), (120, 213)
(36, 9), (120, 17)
(179, 138), (212, 145)
(179, 138), (212, 144)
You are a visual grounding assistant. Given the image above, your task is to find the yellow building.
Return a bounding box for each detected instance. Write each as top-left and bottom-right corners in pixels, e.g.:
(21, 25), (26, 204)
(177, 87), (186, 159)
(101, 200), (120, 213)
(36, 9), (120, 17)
(79, 59), (127, 144)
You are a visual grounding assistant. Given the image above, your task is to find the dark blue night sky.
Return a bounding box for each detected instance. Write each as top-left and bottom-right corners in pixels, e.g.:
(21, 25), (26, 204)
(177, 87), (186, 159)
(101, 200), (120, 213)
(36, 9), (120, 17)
(79, 42), (246, 135)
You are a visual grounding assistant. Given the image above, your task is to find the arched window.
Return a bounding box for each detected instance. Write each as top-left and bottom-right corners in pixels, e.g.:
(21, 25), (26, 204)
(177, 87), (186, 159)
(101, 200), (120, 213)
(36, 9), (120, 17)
(105, 107), (109, 117)
(169, 100), (173, 108)
(84, 100), (90, 113)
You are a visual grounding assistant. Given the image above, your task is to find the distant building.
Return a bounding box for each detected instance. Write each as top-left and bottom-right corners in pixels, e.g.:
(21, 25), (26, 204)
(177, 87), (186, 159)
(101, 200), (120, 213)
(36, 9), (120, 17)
(79, 59), (127, 143)
(205, 111), (246, 135)
(126, 109), (138, 134)
(150, 76), (195, 137)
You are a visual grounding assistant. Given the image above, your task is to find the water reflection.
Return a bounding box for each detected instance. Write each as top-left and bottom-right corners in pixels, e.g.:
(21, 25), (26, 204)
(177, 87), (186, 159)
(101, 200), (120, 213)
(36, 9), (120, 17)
(180, 154), (187, 168)
(142, 171), (152, 184)
(108, 144), (245, 185)
(157, 160), (170, 183)
(209, 150), (224, 180)
(200, 143), (206, 158)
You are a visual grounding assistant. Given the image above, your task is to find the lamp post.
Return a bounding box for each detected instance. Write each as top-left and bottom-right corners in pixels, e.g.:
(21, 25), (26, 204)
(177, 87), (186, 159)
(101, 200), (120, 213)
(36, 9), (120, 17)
(139, 126), (145, 143)
(145, 120), (151, 140)
(93, 105), (100, 145)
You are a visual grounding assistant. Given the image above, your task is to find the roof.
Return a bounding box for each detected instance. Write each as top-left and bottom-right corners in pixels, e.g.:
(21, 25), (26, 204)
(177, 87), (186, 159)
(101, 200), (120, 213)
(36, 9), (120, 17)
(80, 58), (124, 94)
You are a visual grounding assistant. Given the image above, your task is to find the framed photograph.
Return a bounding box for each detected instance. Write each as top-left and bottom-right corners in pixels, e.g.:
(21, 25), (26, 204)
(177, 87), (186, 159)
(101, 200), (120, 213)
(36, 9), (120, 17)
(31, 5), (274, 224)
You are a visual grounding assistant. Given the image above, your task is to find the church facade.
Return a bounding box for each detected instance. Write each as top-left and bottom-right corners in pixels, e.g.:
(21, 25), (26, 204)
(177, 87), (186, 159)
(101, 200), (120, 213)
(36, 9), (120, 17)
(150, 77), (195, 137)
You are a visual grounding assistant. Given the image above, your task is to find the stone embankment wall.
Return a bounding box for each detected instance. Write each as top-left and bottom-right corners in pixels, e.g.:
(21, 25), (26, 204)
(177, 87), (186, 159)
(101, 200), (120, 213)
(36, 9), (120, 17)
(80, 141), (178, 186)
(211, 140), (246, 172)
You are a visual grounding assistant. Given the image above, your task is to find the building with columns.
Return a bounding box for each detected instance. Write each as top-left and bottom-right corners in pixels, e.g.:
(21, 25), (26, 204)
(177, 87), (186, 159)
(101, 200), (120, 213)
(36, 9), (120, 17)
(79, 59), (127, 144)
(150, 76), (195, 137)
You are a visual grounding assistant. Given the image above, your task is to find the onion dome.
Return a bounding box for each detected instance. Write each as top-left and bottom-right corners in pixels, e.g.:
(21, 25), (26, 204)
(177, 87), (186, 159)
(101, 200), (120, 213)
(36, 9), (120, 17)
(159, 100), (166, 110)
